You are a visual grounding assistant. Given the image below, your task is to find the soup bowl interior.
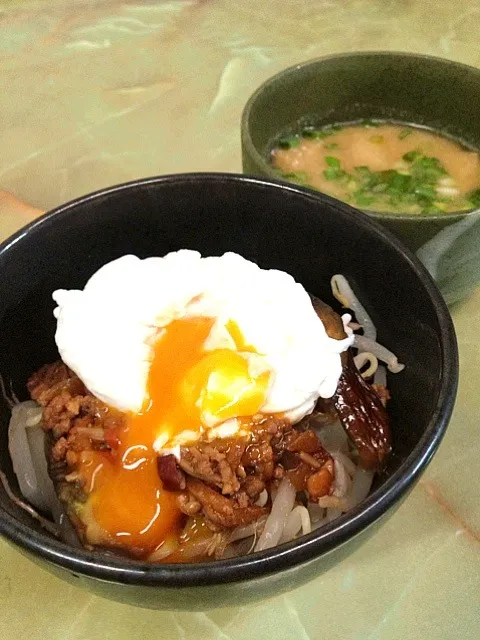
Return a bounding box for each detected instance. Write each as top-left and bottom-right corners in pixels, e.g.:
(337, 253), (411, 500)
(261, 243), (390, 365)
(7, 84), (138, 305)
(241, 51), (480, 304)
(0, 173), (457, 610)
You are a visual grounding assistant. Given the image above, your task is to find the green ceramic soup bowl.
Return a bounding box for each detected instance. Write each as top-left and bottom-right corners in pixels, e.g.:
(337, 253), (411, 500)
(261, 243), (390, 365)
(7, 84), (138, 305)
(241, 52), (480, 305)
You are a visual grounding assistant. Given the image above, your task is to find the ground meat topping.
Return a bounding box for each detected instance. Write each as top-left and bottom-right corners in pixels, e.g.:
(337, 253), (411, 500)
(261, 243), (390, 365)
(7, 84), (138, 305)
(28, 340), (390, 551)
(184, 477), (267, 529)
(28, 362), (86, 407)
(27, 362), (125, 470)
(30, 363), (339, 522)
(178, 439), (246, 495)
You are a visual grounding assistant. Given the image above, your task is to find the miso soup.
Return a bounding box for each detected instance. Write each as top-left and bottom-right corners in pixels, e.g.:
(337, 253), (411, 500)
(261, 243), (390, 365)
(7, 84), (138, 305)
(271, 122), (480, 214)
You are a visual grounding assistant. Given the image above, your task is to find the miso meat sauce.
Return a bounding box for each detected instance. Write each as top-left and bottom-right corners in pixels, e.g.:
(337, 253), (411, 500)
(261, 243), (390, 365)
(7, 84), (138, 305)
(271, 122), (480, 214)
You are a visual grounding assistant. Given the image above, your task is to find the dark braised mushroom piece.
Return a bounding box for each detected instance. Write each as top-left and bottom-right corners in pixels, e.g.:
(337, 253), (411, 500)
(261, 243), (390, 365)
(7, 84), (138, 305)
(312, 296), (392, 470)
(334, 350), (391, 470)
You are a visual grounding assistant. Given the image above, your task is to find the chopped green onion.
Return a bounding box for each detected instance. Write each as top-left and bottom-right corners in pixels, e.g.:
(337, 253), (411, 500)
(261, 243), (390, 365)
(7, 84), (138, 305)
(325, 156), (340, 168)
(280, 171), (308, 185)
(323, 156), (346, 180)
(301, 128), (319, 139)
(385, 172), (412, 194)
(323, 167), (345, 180)
(414, 185), (437, 199)
(468, 188), (480, 208)
(354, 192), (376, 206)
(301, 125), (343, 139)
(398, 128), (413, 140)
(355, 166), (373, 180)
(421, 202), (444, 214)
(324, 142), (339, 150)
(412, 155), (447, 178)
(402, 150), (422, 163)
(277, 135), (301, 149)
(354, 166), (382, 189)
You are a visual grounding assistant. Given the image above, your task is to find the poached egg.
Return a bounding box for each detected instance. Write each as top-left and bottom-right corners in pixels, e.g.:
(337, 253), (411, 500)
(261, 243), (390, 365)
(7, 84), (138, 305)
(52, 251), (353, 554)
(54, 251), (352, 449)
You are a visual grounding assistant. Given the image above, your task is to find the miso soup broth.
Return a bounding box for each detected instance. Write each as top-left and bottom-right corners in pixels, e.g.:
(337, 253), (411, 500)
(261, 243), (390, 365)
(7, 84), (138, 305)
(271, 122), (480, 214)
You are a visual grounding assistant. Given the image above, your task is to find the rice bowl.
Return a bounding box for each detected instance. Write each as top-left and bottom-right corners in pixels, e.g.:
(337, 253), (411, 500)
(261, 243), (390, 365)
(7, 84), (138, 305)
(0, 173), (458, 609)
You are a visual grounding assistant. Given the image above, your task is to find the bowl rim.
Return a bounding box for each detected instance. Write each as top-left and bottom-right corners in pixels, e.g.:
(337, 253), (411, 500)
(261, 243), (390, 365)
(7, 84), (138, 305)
(0, 172), (459, 588)
(241, 50), (480, 223)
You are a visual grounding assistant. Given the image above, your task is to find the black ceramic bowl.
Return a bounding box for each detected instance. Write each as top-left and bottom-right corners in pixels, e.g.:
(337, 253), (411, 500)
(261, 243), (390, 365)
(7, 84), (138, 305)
(0, 173), (458, 611)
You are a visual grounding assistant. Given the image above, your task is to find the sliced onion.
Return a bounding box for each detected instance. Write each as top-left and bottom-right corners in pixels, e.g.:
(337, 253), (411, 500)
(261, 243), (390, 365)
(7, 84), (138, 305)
(254, 478), (295, 552)
(332, 451), (357, 478)
(0, 469), (59, 536)
(438, 176), (456, 188)
(280, 506), (311, 543)
(307, 501), (325, 525)
(348, 468), (375, 510)
(332, 456), (352, 498)
(316, 420), (348, 454)
(229, 515), (268, 544)
(279, 509), (301, 543)
(25, 420), (59, 512)
(8, 402), (52, 512)
(223, 536), (257, 559)
(27, 431), (82, 545)
(7, 400), (82, 544)
(325, 508), (342, 522)
(148, 537), (179, 562)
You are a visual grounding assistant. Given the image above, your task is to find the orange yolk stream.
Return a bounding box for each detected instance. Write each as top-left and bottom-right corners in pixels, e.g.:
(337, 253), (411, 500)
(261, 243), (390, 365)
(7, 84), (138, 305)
(78, 316), (272, 557)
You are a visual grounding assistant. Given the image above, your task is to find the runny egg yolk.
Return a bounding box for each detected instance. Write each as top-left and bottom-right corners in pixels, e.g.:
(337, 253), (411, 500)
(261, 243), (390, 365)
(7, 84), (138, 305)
(81, 316), (272, 556)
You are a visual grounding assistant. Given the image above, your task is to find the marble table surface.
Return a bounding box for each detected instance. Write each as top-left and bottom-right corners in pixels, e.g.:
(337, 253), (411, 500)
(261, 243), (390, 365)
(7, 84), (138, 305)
(0, 1), (479, 638)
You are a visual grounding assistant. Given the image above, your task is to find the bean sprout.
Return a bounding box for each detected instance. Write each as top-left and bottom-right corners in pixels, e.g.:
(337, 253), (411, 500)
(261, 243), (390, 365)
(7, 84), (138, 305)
(331, 275), (377, 340)
(354, 335), (404, 373)
(354, 352), (379, 378)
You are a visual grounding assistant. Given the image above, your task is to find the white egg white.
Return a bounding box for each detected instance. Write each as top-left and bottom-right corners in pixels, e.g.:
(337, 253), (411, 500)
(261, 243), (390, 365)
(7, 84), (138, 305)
(53, 251), (353, 442)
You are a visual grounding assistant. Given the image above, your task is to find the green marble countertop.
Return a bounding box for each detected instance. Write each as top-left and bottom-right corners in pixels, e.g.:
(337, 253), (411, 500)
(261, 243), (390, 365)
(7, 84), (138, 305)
(0, 1), (478, 638)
